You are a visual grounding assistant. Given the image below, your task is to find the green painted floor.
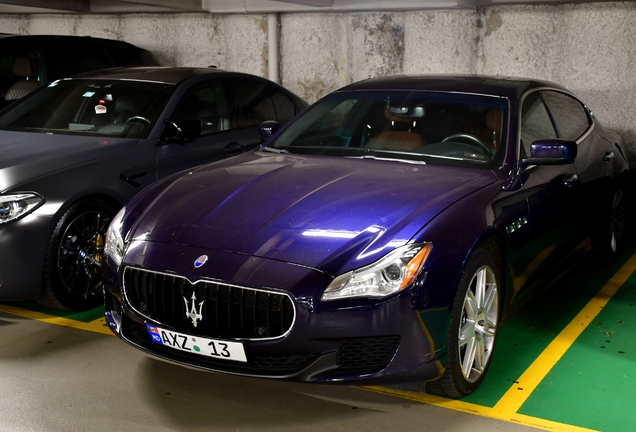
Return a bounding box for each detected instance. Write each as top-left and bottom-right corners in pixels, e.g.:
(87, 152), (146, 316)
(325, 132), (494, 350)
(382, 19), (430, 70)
(461, 237), (636, 430)
(5, 232), (636, 431)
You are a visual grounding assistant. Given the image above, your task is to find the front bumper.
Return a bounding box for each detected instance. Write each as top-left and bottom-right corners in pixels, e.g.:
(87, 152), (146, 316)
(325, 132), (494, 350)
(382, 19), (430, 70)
(0, 214), (52, 301)
(104, 241), (454, 385)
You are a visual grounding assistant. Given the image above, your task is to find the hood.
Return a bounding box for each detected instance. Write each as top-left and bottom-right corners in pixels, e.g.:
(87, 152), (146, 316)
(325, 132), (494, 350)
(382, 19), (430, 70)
(0, 130), (137, 192)
(128, 152), (495, 275)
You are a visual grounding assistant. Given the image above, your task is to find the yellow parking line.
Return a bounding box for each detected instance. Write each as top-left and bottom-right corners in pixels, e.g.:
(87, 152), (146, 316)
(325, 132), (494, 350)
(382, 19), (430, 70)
(363, 386), (596, 431)
(0, 304), (113, 336)
(492, 252), (636, 415)
(362, 252), (636, 432)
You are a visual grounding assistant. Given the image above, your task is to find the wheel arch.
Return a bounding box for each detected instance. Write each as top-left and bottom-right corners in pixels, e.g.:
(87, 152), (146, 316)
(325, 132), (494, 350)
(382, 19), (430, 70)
(454, 229), (509, 319)
(48, 191), (124, 230)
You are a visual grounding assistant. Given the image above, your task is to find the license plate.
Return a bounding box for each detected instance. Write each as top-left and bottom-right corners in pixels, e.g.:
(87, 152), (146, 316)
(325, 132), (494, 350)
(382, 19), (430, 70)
(146, 324), (247, 362)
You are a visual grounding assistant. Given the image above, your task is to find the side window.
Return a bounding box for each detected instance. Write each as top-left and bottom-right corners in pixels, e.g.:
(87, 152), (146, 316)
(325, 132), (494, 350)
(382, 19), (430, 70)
(271, 89), (296, 122)
(520, 92), (557, 157)
(173, 80), (230, 136)
(102, 45), (138, 67)
(46, 43), (112, 79)
(226, 79), (276, 128)
(540, 90), (590, 141)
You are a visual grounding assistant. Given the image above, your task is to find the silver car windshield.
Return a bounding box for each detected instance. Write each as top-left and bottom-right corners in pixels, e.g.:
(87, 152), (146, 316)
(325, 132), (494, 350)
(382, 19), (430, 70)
(269, 90), (508, 168)
(0, 78), (174, 138)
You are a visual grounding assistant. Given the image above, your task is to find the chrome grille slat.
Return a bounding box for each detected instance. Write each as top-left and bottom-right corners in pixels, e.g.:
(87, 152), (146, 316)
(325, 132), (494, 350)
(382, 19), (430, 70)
(123, 267), (295, 340)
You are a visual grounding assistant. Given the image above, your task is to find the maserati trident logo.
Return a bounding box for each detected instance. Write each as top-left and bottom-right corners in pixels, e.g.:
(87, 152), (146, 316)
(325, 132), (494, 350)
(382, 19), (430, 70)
(184, 291), (204, 327)
(194, 255), (208, 268)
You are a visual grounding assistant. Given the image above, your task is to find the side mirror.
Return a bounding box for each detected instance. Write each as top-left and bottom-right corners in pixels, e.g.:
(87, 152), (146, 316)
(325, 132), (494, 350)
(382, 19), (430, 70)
(521, 139), (577, 166)
(161, 119), (202, 144)
(258, 120), (281, 142)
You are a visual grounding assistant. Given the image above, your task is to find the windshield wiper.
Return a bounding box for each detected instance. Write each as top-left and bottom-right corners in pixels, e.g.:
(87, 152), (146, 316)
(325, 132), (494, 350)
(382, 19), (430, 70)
(351, 154), (426, 165)
(260, 146), (291, 154)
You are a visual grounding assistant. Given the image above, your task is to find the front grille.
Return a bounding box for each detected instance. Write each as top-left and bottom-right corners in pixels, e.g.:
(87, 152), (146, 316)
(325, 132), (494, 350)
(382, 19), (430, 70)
(337, 336), (400, 370)
(123, 267), (295, 340)
(124, 318), (319, 375)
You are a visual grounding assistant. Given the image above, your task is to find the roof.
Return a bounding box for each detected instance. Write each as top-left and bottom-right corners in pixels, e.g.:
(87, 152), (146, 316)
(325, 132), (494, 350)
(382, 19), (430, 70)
(66, 66), (232, 85)
(339, 74), (570, 100)
(0, 33), (139, 47)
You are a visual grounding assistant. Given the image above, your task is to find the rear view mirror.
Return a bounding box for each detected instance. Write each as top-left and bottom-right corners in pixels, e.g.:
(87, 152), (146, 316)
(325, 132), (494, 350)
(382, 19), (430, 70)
(521, 139), (577, 166)
(161, 119), (202, 144)
(258, 120), (281, 142)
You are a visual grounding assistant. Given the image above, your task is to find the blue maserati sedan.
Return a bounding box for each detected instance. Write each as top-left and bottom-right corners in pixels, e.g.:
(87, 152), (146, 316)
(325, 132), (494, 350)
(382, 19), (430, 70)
(103, 75), (630, 397)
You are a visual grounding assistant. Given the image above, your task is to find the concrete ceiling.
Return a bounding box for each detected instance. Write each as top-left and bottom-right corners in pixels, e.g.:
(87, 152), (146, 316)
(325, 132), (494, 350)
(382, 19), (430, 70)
(0, 0), (620, 14)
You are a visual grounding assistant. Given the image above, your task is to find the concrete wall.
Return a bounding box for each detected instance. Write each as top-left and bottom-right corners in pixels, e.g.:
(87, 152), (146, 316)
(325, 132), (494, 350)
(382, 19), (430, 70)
(0, 3), (634, 151)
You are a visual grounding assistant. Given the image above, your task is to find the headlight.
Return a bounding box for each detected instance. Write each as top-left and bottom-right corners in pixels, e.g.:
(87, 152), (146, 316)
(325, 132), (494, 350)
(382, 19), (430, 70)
(104, 206), (126, 268)
(0, 193), (44, 224)
(321, 243), (432, 301)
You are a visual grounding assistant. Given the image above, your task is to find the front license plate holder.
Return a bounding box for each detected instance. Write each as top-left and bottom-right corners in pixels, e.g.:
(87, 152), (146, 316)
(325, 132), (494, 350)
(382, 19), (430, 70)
(146, 324), (247, 362)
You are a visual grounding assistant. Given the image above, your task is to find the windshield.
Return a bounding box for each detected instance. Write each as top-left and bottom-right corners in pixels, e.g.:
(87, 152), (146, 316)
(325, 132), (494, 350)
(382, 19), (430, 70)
(269, 90), (508, 168)
(0, 78), (174, 138)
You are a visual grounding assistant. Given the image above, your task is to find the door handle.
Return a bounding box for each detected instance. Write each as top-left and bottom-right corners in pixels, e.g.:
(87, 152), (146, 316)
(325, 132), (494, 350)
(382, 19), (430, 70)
(603, 151), (615, 161)
(563, 174), (578, 187)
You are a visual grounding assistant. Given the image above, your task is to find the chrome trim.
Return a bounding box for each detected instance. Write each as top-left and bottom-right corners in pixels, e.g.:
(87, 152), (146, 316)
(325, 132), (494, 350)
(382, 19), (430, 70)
(121, 266), (297, 342)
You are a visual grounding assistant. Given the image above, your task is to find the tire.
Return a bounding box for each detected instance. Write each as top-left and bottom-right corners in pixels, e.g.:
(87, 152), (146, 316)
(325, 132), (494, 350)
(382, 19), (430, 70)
(426, 248), (501, 397)
(39, 198), (117, 311)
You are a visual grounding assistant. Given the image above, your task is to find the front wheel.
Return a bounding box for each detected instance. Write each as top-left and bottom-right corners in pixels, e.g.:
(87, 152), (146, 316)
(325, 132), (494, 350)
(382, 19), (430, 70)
(39, 198), (117, 311)
(426, 248), (501, 397)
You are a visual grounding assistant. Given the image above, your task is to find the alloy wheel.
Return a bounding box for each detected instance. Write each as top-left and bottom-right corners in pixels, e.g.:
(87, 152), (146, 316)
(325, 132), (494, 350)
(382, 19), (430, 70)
(458, 265), (499, 383)
(57, 210), (111, 301)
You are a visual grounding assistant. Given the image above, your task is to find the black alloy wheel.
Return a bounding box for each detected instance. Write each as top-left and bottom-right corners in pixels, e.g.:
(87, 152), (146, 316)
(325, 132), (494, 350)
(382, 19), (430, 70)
(40, 198), (117, 311)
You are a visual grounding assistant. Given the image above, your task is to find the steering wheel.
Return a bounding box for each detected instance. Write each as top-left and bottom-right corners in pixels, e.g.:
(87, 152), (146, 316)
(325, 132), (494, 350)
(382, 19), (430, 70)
(126, 116), (151, 124)
(442, 133), (493, 159)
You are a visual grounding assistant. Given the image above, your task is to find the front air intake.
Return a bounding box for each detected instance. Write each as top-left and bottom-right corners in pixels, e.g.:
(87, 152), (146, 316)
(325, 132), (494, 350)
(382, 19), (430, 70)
(122, 267), (295, 340)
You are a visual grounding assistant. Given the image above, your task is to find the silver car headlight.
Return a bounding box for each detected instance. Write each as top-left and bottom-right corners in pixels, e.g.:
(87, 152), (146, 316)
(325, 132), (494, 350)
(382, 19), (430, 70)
(104, 206), (126, 268)
(0, 193), (44, 224)
(321, 243), (432, 301)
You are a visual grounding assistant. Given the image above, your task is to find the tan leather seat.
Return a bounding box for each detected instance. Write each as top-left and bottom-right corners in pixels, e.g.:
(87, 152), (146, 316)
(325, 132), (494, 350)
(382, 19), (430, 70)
(365, 105), (426, 151)
(5, 57), (39, 101)
(366, 130), (425, 151)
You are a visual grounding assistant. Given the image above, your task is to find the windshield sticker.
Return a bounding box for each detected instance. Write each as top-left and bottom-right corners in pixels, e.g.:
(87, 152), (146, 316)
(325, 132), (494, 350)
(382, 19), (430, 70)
(83, 91), (96, 98)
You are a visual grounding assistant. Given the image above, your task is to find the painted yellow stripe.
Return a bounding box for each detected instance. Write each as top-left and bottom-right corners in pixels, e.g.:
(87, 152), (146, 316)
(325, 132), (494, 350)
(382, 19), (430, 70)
(0, 304), (113, 336)
(363, 386), (597, 432)
(493, 251), (636, 415)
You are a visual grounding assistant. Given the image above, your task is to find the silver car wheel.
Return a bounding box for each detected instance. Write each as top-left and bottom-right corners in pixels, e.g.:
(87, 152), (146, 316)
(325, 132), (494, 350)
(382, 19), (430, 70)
(458, 265), (499, 383)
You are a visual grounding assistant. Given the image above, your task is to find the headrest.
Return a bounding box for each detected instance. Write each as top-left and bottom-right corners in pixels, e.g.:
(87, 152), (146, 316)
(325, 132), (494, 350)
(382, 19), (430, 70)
(13, 56), (36, 78)
(486, 108), (503, 132)
(115, 95), (137, 112)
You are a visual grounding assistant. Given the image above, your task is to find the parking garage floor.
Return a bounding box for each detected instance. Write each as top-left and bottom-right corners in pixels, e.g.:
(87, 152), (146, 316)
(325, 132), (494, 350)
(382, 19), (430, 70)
(2, 239), (636, 431)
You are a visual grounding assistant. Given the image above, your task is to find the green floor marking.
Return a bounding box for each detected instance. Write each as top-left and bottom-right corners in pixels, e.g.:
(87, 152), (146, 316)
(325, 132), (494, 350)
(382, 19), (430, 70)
(462, 248), (634, 407)
(519, 271), (636, 431)
(3, 300), (104, 322)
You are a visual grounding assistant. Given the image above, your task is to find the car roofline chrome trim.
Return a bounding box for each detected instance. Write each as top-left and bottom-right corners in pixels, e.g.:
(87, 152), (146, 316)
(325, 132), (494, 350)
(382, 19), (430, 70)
(71, 77), (177, 85)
